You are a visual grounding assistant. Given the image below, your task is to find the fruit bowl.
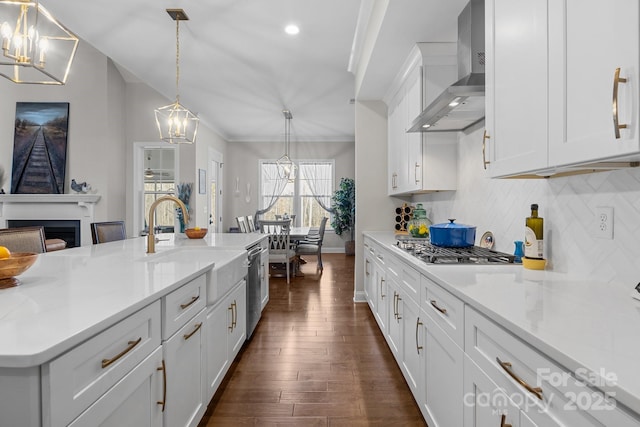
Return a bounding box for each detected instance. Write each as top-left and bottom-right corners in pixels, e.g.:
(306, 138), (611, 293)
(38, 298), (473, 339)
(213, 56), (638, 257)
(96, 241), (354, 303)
(0, 252), (39, 289)
(185, 228), (208, 239)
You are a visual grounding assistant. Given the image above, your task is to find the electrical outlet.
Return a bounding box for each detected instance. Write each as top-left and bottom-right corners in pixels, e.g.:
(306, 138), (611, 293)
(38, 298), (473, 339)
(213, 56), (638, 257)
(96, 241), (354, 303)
(595, 206), (614, 239)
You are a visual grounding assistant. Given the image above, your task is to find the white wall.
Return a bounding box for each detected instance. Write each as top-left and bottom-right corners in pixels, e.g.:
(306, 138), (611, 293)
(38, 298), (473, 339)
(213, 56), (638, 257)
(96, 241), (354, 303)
(354, 100), (396, 300)
(225, 140), (355, 251)
(409, 123), (640, 291)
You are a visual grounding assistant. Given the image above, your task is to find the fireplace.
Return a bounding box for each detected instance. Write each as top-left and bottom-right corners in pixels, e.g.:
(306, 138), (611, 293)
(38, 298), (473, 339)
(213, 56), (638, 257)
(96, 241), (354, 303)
(8, 219), (81, 248)
(0, 194), (101, 246)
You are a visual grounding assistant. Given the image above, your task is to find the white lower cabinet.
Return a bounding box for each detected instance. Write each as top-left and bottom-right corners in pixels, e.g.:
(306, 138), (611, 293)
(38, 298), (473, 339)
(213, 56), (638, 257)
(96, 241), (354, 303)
(386, 274), (402, 360)
(422, 313), (464, 427)
(205, 279), (246, 401)
(401, 294), (423, 401)
(162, 309), (206, 427)
(68, 347), (164, 427)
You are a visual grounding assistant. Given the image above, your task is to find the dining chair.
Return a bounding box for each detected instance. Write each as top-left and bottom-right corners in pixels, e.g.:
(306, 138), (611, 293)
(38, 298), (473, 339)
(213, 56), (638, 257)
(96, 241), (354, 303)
(246, 215), (256, 232)
(236, 216), (249, 233)
(90, 221), (126, 244)
(0, 226), (47, 253)
(259, 219), (296, 284)
(296, 217), (328, 273)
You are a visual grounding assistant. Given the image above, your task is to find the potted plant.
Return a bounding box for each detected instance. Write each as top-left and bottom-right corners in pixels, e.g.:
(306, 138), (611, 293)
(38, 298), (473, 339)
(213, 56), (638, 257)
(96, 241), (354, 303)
(331, 177), (355, 255)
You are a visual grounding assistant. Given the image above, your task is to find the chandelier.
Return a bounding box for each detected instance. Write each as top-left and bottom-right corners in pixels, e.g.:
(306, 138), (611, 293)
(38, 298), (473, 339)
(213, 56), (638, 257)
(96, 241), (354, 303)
(154, 9), (199, 144)
(276, 109), (297, 181)
(0, 0), (78, 84)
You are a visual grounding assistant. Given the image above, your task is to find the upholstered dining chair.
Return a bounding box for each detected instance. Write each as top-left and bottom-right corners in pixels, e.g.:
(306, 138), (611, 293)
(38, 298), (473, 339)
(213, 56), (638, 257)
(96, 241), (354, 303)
(90, 221), (126, 244)
(296, 216), (328, 273)
(259, 219), (296, 284)
(0, 226), (47, 253)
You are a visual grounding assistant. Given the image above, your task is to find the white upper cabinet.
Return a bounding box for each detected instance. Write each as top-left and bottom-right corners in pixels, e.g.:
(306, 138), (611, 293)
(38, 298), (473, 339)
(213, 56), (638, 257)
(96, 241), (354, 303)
(487, 0), (640, 178)
(484, 0), (548, 177)
(548, 0), (640, 167)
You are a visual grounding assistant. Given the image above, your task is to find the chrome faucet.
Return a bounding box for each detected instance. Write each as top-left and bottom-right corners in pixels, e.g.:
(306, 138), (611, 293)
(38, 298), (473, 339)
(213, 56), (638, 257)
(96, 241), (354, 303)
(147, 195), (190, 254)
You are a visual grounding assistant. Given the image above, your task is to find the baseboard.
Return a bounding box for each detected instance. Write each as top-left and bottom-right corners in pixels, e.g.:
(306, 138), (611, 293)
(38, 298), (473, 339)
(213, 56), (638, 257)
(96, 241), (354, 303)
(322, 247), (345, 253)
(353, 290), (367, 303)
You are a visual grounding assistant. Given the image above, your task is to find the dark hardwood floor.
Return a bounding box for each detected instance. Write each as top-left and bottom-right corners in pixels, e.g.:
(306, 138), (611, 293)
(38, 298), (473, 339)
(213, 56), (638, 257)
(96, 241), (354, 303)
(199, 253), (426, 426)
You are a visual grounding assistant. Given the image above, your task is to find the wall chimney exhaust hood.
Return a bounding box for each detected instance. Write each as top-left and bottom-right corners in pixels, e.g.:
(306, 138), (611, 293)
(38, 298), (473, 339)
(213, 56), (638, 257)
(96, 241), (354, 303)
(408, 0), (485, 133)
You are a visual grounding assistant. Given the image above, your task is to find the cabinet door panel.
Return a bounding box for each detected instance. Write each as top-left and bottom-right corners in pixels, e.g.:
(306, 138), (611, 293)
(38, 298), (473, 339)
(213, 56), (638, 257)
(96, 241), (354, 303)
(205, 302), (230, 400)
(423, 318), (463, 427)
(68, 347), (163, 427)
(486, 0), (548, 177)
(401, 298), (423, 401)
(228, 281), (247, 359)
(549, 0), (640, 166)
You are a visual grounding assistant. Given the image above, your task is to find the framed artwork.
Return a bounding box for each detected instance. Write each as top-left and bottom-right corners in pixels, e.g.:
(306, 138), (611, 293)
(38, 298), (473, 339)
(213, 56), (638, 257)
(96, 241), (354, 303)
(11, 102), (69, 194)
(199, 168), (206, 194)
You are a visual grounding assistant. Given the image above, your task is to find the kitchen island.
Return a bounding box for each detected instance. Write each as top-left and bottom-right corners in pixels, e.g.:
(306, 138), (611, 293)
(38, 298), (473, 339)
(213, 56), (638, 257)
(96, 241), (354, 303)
(0, 232), (266, 427)
(364, 231), (640, 426)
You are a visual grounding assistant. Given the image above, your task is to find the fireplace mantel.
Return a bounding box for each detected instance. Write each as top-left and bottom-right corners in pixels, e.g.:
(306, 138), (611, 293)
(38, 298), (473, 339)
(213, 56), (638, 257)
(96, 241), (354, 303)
(0, 194), (101, 246)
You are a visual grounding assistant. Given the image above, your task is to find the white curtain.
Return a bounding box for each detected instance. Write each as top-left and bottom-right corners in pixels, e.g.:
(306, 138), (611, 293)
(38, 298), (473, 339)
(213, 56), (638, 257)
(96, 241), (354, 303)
(300, 162), (334, 213)
(255, 162), (288, 223)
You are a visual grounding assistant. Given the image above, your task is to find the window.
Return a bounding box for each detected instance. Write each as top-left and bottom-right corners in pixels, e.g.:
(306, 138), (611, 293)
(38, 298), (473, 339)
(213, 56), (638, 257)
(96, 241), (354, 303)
(143, 148), (176, 232)
(259, 160), (334, 228)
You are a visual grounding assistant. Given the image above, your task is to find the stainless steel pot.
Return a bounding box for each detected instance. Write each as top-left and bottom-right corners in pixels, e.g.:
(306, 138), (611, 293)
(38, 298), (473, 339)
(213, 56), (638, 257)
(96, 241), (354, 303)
(429, 219), (476, 247)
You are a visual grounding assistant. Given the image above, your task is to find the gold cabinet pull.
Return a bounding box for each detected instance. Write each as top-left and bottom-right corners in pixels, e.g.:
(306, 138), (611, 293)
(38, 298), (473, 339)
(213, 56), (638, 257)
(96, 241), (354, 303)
(613, 67), (628, 139)
(101, 337), (142, 368)
(380, 278), (385, 299)
(416, 318), (423, 354)
(393, 292), (398, 319)
(183, 322), (202, 340)
(414, 162), (421, 184)
(179, 295), (199, 310)
(482, 130), (491, 169)
(396, 294), (402, 320)
(157, 359), (167, 412)
(500, 414), (512, 427)
(228, 305), (234, 330)
(496, 357), (543, 400)
(231, 300), (238, 329)
(430, 300), (447, 315)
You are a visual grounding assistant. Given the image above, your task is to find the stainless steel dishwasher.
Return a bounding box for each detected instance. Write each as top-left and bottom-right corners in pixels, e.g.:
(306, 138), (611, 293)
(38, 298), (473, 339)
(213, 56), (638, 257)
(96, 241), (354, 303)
(246, 244), (266, 338)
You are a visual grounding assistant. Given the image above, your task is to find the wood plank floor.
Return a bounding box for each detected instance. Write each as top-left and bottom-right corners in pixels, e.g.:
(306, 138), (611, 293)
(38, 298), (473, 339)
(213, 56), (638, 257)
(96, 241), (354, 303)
(199, 253), (426, 426)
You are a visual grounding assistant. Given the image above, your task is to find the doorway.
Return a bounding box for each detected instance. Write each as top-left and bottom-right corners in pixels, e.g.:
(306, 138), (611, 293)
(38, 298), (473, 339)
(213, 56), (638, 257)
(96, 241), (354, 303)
(208, 148), (223, 233)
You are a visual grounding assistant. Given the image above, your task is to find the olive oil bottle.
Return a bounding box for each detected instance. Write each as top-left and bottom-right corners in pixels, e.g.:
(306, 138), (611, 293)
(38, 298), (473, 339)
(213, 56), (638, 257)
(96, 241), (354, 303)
(524, 204), (544, 259)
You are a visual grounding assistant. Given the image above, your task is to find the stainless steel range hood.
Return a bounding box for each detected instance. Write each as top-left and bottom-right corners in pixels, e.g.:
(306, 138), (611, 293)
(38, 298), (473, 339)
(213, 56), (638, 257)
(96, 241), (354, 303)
(408, 0), (485, 133)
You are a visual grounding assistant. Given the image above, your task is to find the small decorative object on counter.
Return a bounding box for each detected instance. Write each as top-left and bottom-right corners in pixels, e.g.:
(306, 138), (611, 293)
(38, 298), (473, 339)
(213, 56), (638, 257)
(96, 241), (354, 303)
(524, 203), (544, 259)
(408, 203), (431, 238)
(394, 203), (413, 233)
(185, 227), (207, 239)
(513, 241), (524, 264)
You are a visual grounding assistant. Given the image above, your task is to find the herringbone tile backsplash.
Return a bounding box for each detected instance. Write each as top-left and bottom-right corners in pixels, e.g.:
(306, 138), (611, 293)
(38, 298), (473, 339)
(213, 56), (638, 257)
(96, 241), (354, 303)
(413, 127), (640, 289)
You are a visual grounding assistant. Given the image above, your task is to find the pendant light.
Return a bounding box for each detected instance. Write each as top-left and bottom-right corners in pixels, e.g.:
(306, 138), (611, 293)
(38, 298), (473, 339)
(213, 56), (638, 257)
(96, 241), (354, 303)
(276, 109), (297, 181)
(0, 0), (79, 84)
(154, 8), (199, 144)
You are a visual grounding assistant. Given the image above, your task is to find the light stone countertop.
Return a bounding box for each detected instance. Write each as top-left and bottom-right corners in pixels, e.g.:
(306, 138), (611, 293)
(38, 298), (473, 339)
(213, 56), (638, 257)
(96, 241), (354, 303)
(364, 231), (640, 416)
(0, 233), (265, 368)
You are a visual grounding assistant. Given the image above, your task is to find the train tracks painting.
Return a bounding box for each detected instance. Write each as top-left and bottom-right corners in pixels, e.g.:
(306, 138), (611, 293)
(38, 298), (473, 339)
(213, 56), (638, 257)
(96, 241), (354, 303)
(10, 103), (69, 194)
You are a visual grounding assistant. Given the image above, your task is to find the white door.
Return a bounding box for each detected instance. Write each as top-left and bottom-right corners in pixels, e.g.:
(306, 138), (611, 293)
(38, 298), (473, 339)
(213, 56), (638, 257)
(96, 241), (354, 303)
(208, 149), (223, 233)
(485, 0), (548, 177)
(548, 0), (640, 167)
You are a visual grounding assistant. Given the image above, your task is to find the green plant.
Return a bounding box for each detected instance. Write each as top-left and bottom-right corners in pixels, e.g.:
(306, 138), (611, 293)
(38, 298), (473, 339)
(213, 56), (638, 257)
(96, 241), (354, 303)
(331, 177), (355, 241)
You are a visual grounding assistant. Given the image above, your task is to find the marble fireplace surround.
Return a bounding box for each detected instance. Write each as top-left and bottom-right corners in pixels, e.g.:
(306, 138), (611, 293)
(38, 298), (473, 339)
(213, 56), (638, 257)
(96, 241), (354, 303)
(0, 194), (101, 247)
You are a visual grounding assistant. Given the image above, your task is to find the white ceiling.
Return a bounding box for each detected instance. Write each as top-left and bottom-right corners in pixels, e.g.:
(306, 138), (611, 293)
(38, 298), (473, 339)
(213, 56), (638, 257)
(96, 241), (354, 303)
(42, 0), (466, 143)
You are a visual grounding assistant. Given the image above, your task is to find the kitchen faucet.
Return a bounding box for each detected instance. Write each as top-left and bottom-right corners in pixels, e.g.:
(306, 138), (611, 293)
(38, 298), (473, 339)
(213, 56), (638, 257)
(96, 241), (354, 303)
(147, 195), (189, 254)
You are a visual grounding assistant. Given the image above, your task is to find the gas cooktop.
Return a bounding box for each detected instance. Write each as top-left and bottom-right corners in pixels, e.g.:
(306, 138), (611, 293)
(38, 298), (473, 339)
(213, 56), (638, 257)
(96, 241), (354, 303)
(395, 236), (515, 264)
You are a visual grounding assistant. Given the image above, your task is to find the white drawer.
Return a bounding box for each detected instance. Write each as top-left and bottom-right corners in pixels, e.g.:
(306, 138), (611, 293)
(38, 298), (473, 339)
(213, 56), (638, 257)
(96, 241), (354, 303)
(465, 306), (640, 427)
(43, 301), (161, 427)
(421, 275), (464, 348)
(163, 274), (207, 340)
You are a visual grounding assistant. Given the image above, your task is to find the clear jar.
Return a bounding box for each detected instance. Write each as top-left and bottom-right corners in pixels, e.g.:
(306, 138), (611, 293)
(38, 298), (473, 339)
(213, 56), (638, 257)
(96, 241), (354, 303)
(408, 203), (431, 238)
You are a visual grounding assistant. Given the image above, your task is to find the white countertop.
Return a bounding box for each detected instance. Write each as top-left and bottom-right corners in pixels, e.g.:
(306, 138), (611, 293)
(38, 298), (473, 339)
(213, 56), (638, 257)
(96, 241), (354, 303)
(365, 231), (640, 416)
(0, 233), (263, 368)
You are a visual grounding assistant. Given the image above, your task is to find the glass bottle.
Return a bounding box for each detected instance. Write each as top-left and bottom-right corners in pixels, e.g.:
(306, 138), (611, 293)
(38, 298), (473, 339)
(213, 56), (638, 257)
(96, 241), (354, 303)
(524, 204), (544, 259)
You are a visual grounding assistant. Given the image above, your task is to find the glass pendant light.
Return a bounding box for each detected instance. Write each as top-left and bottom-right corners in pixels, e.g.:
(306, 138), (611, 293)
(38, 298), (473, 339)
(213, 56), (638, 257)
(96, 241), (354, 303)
(276, 109), (297, 181)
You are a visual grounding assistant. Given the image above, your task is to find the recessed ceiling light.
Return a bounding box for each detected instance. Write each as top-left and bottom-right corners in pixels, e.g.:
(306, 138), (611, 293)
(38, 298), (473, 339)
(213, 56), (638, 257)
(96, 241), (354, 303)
(285, 24), (300, 35)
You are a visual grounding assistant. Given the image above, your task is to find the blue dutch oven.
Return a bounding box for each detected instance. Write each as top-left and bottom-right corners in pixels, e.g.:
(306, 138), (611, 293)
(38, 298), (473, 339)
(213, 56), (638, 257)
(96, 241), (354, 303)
(429, 219), (476, 247)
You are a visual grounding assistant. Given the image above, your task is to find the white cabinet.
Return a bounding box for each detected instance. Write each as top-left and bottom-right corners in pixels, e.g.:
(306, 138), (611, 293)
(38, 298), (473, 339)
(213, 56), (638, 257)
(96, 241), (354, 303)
(364, 239), (375, 308)
(486, 0), (640, 178)
(484, 0), (548, 177)
(205, 279), (246, 400)
(68, 347), (164, 427)
(260, 243), (269, 311)
(386, 272), (402, 360)
(548, 0), (640, 167)
(401, 293), (423, 401)
(163, 309), (206, 427)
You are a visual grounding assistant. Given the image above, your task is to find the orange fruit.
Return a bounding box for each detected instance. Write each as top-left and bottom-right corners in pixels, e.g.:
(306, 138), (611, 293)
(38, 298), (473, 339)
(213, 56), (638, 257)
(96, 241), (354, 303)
(0, 246), (10, 259)
(194, 227), (201, 231)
